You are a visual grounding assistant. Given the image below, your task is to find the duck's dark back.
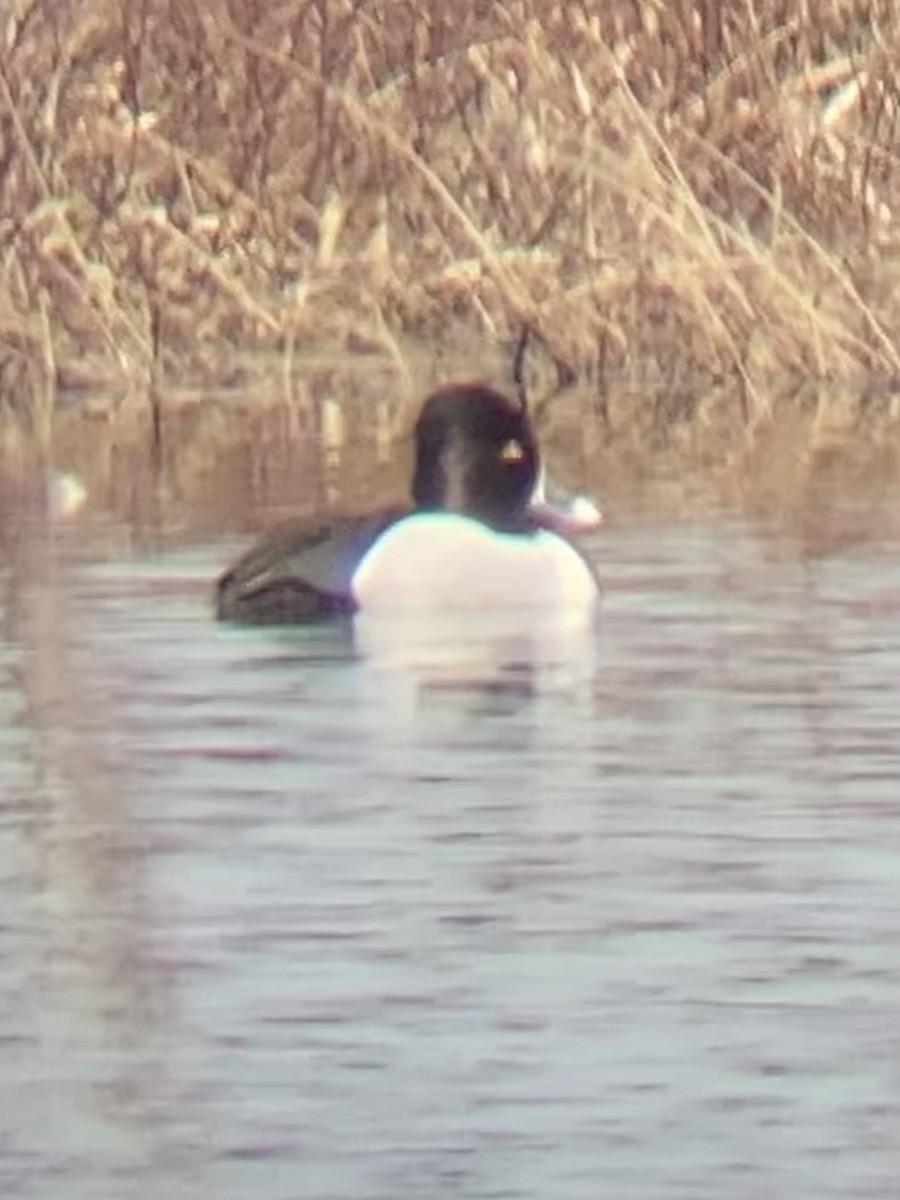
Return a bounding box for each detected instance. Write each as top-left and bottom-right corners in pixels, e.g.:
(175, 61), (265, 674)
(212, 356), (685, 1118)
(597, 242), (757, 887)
(215, 507), (407, 624)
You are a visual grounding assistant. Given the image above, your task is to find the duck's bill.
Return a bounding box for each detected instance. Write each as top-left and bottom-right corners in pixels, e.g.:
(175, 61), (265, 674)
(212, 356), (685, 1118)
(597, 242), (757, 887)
(528, 470), (603, 535)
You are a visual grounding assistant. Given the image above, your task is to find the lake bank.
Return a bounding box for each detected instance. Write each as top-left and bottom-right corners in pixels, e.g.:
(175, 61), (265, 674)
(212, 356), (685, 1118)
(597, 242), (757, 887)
(2, 342), (899, 565)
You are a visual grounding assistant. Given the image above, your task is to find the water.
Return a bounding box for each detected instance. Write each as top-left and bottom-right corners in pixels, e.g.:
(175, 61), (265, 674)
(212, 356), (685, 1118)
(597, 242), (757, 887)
(2, 513), (900, 1199)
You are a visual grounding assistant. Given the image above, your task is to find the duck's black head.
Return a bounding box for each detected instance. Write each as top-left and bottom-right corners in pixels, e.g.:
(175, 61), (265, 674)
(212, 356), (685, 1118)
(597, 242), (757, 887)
(411, 383), (538, 531)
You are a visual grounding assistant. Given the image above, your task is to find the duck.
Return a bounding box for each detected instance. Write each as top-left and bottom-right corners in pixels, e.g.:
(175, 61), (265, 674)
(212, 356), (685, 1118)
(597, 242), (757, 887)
(215, 381), (602, 625)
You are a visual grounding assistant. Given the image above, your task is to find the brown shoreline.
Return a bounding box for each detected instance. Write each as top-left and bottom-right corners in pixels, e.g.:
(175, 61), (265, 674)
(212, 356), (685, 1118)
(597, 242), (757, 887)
(4, 3), (900, 486)
(2, 334), (898, 563)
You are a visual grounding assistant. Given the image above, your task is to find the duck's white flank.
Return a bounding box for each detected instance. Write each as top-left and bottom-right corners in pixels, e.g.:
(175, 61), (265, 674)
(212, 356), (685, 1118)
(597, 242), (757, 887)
(351, 512), (599, 618)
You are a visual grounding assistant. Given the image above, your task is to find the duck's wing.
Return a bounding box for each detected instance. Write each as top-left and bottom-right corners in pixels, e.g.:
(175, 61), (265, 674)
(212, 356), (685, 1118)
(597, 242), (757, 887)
(215, 507), (407, 624)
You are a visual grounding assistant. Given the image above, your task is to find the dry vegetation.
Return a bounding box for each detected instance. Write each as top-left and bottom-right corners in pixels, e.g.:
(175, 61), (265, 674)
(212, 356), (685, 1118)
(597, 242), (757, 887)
(2, 0), (900, 498)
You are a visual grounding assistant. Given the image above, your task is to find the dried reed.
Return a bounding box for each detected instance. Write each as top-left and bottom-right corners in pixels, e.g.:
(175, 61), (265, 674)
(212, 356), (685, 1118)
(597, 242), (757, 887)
(1, 0), (899, 466)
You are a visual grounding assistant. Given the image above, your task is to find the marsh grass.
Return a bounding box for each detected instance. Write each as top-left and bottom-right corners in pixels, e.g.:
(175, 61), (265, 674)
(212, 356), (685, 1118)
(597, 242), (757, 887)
(2, 0), (900, 497)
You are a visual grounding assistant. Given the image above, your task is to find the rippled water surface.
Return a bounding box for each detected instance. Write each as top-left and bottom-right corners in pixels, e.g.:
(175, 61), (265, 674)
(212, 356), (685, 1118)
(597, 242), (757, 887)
(2, 514), (900, 1199)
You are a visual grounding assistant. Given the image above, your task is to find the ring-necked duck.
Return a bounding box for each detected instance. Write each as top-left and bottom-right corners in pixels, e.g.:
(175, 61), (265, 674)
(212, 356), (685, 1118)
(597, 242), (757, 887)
(215, 382), (601, 624)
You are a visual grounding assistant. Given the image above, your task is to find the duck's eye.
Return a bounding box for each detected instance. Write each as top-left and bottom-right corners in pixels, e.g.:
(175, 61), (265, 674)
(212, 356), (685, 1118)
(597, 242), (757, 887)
(499, 439), (524, 463)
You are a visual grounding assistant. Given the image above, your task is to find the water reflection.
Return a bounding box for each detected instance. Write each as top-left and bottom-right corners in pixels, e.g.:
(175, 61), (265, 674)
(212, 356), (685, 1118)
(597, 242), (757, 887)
(1, 513), (900, 1199)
